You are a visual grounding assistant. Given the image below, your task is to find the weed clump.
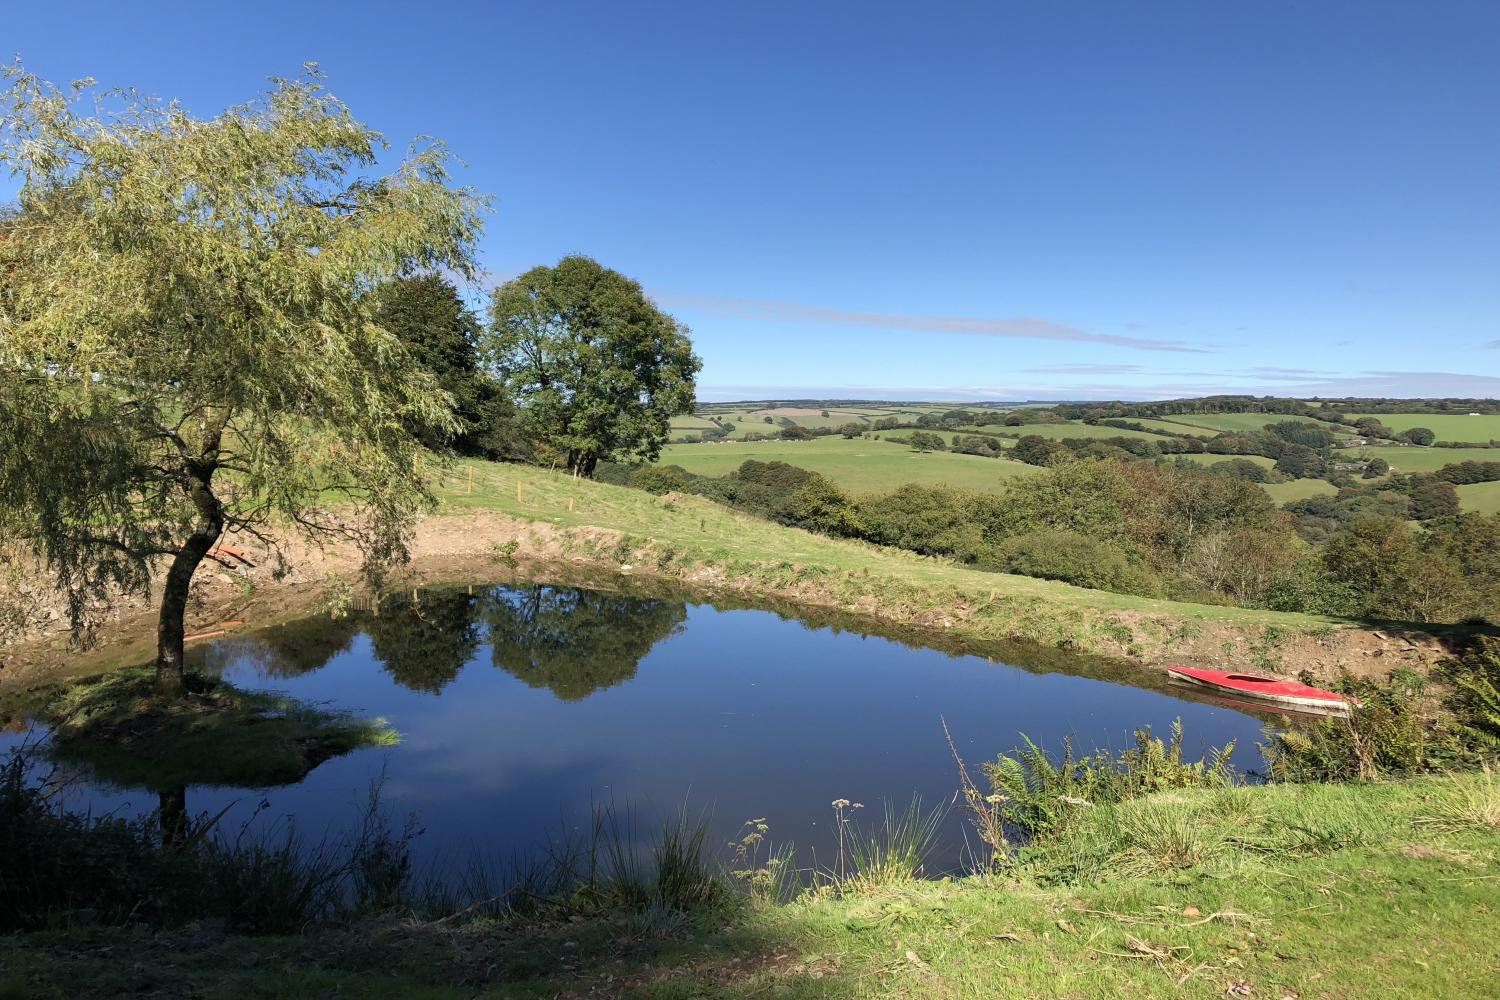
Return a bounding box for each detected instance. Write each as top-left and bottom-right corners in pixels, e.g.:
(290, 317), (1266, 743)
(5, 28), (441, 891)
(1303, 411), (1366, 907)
(1259, 667), (1491, 783)
(981, 719), (1235, 845)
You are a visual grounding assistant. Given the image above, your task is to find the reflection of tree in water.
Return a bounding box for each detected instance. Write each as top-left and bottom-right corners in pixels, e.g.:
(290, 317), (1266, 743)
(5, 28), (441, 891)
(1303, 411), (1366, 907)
(366, 587), (483, 693)
(483, 586), (686, 701)
(192, 614), (363, 680)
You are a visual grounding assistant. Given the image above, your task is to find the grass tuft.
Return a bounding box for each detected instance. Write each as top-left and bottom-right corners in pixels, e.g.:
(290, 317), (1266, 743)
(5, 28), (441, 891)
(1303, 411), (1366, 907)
(1415, 766), (1500, 833)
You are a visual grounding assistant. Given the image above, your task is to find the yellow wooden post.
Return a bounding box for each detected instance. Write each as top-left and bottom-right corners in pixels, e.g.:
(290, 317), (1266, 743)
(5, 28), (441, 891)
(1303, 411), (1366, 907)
(517, 480), (523, 503)
(568, 496), (575, 513)
(466, 467), (474, 495)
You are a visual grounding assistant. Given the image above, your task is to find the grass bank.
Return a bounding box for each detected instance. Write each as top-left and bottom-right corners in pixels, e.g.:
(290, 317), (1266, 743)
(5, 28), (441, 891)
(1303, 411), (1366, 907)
(3, 771), (1495, 998)
(428, 461), (1454, 680)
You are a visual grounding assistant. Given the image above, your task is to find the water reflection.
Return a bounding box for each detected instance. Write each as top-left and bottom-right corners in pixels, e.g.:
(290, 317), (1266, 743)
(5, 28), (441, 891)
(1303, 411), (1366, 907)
(484, 586), (687, 701)
(368, 589), (484, 693)
(197, 613), (362, 680)
(196, 584), (688, 702)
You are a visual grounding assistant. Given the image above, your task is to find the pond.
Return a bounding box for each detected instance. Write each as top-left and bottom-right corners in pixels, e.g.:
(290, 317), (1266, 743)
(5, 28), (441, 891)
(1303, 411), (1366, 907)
(10, 582), (1274, 874)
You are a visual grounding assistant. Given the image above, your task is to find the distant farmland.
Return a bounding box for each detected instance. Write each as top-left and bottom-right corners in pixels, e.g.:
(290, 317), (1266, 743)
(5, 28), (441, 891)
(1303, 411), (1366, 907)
(663, 403), (1499, 515)
(657, 436), (1039, 495)
(1346, 413), (1500, 443)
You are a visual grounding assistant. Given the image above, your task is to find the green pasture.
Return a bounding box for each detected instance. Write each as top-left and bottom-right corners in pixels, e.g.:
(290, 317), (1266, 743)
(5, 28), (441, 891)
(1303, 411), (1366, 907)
(1456, 480), (1500, 515)
(1347, 412), (1500, 443)
(1360, 445), (1499, 474)
(1147, 412), (1334, 435)
(1262, 478), (1339, 504)
(656, 436), (1039, 494)
(984, 421), (1173, 442)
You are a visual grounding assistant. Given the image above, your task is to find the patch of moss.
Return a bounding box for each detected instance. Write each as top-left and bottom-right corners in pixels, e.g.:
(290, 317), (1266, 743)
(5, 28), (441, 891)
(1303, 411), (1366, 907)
(35, 668), (397, 791)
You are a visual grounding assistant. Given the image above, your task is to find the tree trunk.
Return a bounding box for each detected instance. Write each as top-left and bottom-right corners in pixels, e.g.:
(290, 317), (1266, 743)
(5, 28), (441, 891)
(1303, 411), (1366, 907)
(155, 466), (224, 697)
(567, 451), (598, 478)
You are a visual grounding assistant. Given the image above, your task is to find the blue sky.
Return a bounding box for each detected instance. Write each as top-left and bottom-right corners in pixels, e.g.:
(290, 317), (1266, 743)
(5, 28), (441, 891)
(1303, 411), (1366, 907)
(6, 1), (1497, 401)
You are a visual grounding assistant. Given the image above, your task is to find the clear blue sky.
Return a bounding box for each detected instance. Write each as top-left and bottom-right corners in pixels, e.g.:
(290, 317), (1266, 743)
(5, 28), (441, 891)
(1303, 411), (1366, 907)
(7, 1), (1498, 401)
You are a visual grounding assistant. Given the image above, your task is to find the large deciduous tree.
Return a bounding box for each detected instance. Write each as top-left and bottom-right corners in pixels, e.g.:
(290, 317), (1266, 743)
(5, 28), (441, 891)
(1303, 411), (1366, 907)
(484, 256), (700, 477)
(370, 274), (528, 460)
(0, 65), (487, 694)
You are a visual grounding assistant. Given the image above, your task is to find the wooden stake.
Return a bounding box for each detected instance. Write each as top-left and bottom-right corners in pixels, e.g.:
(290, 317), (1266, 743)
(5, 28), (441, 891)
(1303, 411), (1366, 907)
(517, 480), (523, 503)
(568, 496), (575, 512)
(466, 467), (474, 495)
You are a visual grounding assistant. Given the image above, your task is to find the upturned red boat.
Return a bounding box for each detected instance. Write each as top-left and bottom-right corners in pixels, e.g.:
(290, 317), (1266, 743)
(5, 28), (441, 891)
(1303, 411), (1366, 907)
(1166, 667), (1356, 716)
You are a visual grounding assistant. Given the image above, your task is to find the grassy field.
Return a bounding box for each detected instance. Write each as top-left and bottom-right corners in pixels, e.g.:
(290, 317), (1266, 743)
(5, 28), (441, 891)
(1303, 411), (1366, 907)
(1138, 412), (1332, 435)
(8, 771), (1496, 998)
(671, 407), (1499, 514)
(657, 437), (1040, 495)
(1262, 478), (1339, 504)
(986, 421), (1174, 442)
(1360, 445), (1499, 474)
(1348, 412), (1500, 443)
(1456, 480), (1500, 515)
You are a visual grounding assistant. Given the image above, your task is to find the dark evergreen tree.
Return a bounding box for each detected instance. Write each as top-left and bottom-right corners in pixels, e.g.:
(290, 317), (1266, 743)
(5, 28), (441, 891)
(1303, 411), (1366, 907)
(372, 275), (529, 459)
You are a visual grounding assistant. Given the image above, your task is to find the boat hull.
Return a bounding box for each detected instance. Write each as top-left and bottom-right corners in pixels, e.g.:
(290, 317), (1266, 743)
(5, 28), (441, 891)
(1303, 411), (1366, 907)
(1166, 668), (1354, 717)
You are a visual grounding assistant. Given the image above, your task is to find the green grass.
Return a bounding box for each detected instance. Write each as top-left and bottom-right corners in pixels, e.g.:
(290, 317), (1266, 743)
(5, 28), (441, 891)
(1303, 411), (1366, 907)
(1360, 445), (1500, 475)
(4, 772), (1495, 997)
(1456, 480), (1500, 515)
(990, 421), (1175, 442)
(656, 436), (1040, 495)
(1145, 412), (1335, 435)
(1348, 412), (1500, 443)
(1262, 478), (1339, 504)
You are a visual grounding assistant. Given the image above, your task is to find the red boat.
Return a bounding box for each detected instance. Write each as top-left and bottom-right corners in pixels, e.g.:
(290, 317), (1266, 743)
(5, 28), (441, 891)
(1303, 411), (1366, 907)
(1166, 667), (1356, 717)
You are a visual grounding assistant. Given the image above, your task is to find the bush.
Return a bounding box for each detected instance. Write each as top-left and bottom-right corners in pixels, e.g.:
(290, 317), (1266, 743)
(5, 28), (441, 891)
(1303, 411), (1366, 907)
(1440, 637), (1500, 751)
(981, 720), (1235, 844)
(857, 484), (1002, 562)
(1209, 458), (1269, 482)
(785, 477), (864, 537)
(908, 431), (946, 452)
(1263, 560), (1363, 616)
(993, 530), (1163, 596)
(1261, 675), (1472, 782)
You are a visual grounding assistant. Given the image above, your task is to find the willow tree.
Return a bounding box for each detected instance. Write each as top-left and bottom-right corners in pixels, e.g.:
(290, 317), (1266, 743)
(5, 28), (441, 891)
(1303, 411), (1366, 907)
(485, 256), (700, 476)
(0, 65), (487, 694)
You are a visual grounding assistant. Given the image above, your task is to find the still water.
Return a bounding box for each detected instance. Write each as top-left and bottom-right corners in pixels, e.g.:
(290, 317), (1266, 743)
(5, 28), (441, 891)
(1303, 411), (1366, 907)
(17, 583), (1271, 871)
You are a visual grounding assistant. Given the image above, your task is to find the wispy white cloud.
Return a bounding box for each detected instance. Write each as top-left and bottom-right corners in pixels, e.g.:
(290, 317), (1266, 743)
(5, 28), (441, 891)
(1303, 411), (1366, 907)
(1245, 366), (1329, 377)
(696, 371), (1500, 403)
(656, 292), (1213, 354)
(1022, 364), (1144, 375)
(1485, 339), (1500, 349)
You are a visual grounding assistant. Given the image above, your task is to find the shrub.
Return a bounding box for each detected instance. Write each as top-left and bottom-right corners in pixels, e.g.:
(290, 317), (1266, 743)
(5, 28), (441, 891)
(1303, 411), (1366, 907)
(1208, 458), (1270, 482)
(857, 484), (1003, 562)
(1263, 560), (1363, 616)
(1261, 676), (1474, 782)
(785, 477), (864, 537)
(993, 530), (1163, 597)
(1439, 636), (1500, 751)
(981, 720), (1235, 844)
